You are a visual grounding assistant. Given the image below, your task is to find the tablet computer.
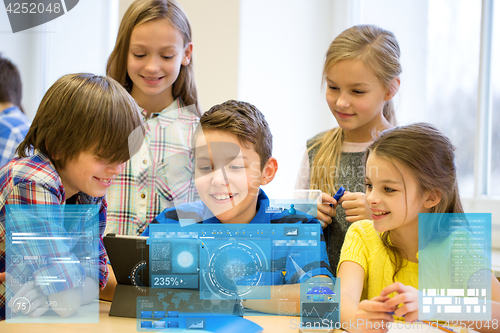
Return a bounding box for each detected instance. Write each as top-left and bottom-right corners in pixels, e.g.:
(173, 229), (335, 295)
(103, 234), (150, 288)
(102, 233), (240, 318)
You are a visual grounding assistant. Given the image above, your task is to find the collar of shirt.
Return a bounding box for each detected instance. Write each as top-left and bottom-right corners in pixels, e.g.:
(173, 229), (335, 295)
(0, 106), (20, 115)
(140, 99), (185, 129)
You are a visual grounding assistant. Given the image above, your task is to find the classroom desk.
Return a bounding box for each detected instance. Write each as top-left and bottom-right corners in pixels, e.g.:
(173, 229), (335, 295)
(0, 301), (476, 333)
(0, 301), (300, 333)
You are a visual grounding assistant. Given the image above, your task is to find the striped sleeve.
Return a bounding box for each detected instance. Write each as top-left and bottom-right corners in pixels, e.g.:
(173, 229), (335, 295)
(5, 183), (84, 296)
(4, 183), (108, 295)
(97, 199), (109, 290)
(7, 181), (62, 205)
(0, 227), (5, 321)
(72, 193), (109, 291)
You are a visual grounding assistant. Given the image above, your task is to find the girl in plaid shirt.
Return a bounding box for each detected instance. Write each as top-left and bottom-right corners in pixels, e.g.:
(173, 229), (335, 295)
(0, 73), (144, 320)
(105, 0), (201, 237)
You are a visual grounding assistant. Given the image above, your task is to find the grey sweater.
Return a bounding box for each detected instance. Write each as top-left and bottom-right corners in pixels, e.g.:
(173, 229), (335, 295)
(307, 133), (366, 276)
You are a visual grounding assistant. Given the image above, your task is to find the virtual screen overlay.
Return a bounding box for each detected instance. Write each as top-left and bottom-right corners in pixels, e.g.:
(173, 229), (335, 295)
(418, 213), (492, 321)
(4, 205), (100, 323)
(133, 223), (339, 331)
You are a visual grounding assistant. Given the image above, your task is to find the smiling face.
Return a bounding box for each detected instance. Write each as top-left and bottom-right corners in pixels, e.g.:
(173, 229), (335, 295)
(194, 130), (276, 224)
(127, 18), (192, 111)
(57, 152), (126, 199)
(325, 59), (393, 142)
(365, 152), (429, 235)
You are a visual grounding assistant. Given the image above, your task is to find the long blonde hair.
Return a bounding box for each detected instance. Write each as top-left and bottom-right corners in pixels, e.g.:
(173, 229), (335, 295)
(106, 0), (200, 116)
(309, 25), (401, 195)
(367, 123), (464, 280)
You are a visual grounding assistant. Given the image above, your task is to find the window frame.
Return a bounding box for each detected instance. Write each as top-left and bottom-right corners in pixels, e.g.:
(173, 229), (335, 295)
(466, 0), (500, 249)
(347, 0), (500, 248)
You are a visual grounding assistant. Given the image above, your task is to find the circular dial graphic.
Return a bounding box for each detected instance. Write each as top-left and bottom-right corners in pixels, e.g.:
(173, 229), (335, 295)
(130, 260), (148, 292)
(205, 241), (267, 298)
(11, 297), (31, 315)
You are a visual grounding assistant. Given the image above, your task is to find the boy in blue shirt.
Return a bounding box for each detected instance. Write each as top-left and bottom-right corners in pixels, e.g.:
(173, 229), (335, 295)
(0, 54), (30, 168)
(143, 100), (333, 315)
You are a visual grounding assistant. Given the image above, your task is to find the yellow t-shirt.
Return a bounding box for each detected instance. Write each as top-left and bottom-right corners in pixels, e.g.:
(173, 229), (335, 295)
(338, 220), (418, 300)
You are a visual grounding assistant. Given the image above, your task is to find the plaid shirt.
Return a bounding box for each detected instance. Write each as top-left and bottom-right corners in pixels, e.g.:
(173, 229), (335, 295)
(105, 99), (200, 236)
(0, 151), (109, 320)
(0, 106), (30, 168)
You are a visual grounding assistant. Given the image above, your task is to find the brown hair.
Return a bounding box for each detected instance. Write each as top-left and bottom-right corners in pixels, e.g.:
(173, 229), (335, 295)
(106, 0), (200, 116)
(17, 73), (145, 170)
(198, 100), (272, 170)
(367, 122), (463, 280)
(309, 25), (401, 195)
(0, 54), (23, 112)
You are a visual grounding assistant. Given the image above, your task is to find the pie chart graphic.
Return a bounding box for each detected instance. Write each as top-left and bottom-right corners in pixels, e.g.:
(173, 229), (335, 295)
(5, 0), (80, 33)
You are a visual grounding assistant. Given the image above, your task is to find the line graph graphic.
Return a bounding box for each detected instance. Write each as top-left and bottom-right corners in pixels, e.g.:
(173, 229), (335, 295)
(301, 302), (339, 321)
(188, 320), (204, 328)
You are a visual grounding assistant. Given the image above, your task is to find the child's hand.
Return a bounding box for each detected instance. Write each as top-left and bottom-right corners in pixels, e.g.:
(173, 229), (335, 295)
(381, 282), (419, 323)
(355, 295), (394, 333)
(341, 191), (372, 222)
(317, 192), (337, 227)
(7, 281), (50, 317)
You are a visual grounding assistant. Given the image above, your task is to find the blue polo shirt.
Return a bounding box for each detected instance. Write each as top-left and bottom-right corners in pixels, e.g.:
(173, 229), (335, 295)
(143, 189), (334, 284)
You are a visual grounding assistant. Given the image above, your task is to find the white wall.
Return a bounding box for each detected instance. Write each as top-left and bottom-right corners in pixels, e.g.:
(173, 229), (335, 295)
(119, 0), (240, 111)
(0, 17), (41, 118)
(237, 0), (337, 196)
(356, 0), (428, 126)
(0, 0), (118, 119)
(177, 0), (240, 110)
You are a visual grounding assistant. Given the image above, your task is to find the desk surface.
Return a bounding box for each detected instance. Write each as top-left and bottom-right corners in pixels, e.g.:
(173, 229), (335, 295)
(0, 301), (305, 333)
(0, 301), (474, 333)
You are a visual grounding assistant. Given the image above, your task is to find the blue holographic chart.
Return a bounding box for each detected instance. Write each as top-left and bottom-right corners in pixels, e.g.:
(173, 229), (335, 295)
(148, 223), (326, 300)
(5, 204), (100, 323)
(418, 213), (492, 321)
(299, 276), (340, 331)
(136, 222), (331, 331)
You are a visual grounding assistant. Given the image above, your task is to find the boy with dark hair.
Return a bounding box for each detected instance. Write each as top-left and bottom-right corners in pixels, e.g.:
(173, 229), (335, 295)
(0, 73), (144, 320)
(143, 100), (333, 315)
(0, 54), (30, 168)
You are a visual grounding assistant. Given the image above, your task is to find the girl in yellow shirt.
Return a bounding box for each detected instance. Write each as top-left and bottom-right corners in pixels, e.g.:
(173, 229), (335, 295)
(338, 123), (500, 333)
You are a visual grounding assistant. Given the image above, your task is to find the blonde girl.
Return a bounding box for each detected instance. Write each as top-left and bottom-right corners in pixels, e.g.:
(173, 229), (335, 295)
(296, 25), (402, 274)
(338, 123), (500, 333)
(105, 0), (200, 236)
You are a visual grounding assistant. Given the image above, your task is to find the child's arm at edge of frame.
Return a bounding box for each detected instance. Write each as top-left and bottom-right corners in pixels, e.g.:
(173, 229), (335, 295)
(99, 265), (116, 301)
(337, 261), (394, 333)
(337, 261), (365, 325)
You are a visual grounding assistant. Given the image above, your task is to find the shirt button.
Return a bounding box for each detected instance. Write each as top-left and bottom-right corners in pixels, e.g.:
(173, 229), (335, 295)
(141, 194), (146, 199)
(143, 160), (148, 164)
